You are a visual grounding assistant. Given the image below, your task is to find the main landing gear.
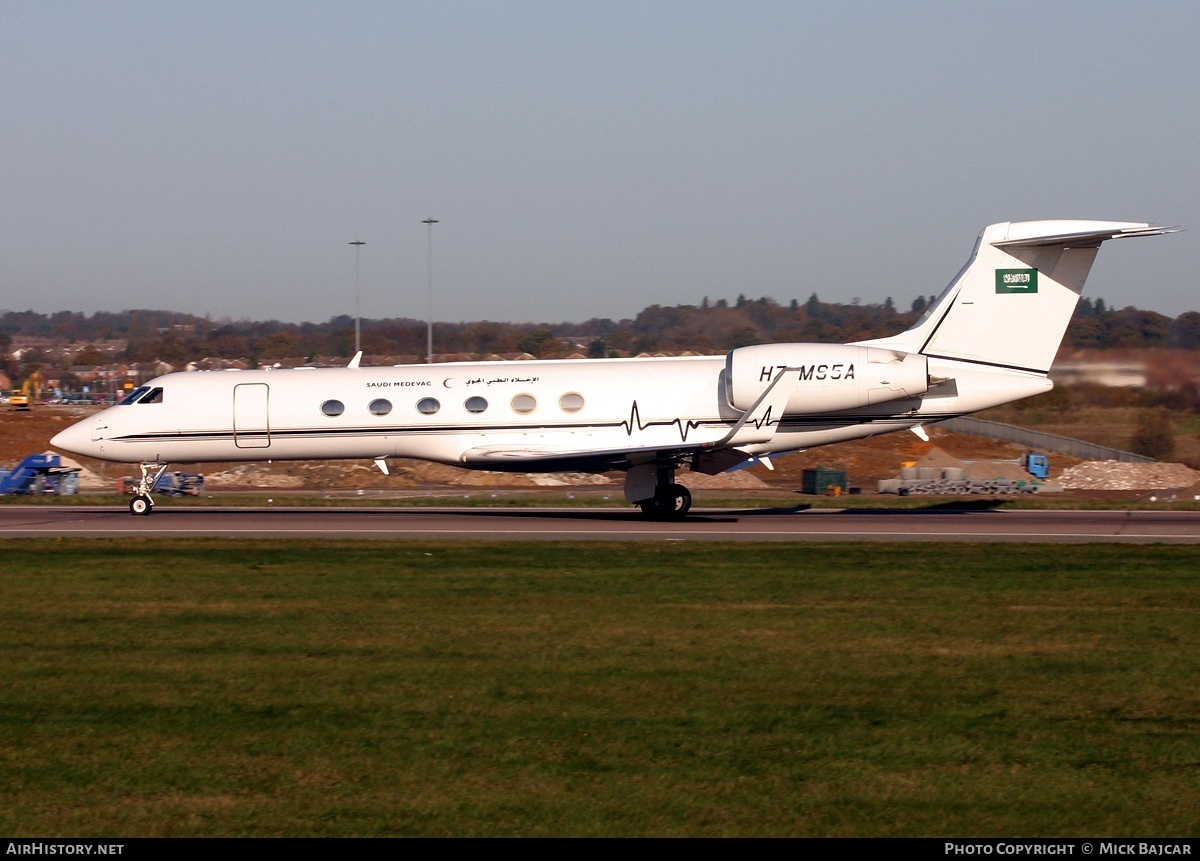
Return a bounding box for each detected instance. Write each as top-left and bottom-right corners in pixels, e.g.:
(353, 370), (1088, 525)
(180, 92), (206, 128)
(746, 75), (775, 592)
(625, 462), (692, 520)
(640, 482), (692, 519)
(129, 462), (167, 516)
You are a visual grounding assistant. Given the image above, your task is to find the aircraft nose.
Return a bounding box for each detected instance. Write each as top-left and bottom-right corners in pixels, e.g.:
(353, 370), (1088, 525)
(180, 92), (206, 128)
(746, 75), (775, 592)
(51, 420), (99, 457)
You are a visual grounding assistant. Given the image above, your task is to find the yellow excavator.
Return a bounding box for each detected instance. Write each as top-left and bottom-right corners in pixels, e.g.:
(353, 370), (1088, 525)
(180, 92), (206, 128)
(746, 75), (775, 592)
(10, 370), (45, 411)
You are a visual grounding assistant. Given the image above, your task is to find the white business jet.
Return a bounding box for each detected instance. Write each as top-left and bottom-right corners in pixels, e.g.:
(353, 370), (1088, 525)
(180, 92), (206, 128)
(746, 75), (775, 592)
(52, 220), (1177, 517)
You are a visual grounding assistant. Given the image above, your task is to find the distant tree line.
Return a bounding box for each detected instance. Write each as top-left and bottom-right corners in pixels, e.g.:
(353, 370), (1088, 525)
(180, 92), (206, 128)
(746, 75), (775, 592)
(2, 296), (1199, 378)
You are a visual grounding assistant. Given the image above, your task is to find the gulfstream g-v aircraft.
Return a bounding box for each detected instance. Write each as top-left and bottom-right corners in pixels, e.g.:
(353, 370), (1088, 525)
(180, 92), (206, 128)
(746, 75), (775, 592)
(52, 220), (1177, 517)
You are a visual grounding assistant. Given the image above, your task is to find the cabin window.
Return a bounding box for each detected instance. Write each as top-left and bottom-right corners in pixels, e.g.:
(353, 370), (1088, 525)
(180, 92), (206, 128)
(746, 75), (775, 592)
(510, 394), (536, 414)
(140, 387), (164, 404)
(320, 399), (345, 417)
(558, 392), (585, 413)
(368, 398), (392, 416)
(464, 396), (488, 414)
(117, 386), (150, 405)
(416, 397), (441, 415)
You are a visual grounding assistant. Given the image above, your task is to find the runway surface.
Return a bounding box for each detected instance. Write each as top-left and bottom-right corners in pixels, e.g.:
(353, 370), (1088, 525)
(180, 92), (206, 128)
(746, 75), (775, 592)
(0, 505), (1198, 542)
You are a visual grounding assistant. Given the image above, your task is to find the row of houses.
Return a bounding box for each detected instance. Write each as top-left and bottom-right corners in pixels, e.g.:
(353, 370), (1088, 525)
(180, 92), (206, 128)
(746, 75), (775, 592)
(8, 338), (128, 363)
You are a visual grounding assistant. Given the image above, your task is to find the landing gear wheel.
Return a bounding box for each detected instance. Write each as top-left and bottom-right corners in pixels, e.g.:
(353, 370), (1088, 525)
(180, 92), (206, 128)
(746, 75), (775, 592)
(639, 483), (692, 520)
(671, 483), (692, 517)
(639, 498), (663, 517)
(130, 495), (153, 516)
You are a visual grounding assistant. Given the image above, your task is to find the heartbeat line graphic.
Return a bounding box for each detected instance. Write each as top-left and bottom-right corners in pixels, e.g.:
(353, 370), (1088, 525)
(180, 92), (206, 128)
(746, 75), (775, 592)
(618, 401), (743, 442)
(745, 405), (781, 430)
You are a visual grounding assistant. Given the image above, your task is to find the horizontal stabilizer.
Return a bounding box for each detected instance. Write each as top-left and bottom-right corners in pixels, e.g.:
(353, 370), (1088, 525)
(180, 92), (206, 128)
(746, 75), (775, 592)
(992, 224), (1180, 249)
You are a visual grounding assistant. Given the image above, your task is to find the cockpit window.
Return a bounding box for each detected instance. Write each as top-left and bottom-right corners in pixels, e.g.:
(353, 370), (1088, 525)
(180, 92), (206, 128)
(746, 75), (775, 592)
(117, 386), (150, 405)
(139, 387), (164, 404)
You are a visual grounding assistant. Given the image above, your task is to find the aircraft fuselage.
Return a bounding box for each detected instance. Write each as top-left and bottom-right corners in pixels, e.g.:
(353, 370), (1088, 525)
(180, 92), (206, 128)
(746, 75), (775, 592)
(52, 352), (1046, 473)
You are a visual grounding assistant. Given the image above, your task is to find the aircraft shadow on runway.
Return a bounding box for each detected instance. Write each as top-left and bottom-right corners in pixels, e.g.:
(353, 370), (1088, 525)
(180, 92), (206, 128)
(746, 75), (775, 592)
(144, 498), (1008, 523)
(820, 499), (1009, 515)
(140, 505), (744, 524)
(435, 498), (1010, 520)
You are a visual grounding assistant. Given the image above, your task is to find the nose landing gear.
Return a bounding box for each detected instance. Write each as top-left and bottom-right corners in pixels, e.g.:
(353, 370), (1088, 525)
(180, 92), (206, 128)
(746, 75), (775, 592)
(129, 462), (168, 516)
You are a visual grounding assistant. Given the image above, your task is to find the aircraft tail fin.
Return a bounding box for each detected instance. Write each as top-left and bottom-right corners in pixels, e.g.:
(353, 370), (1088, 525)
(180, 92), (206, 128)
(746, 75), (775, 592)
(857, 221), (1178, 374)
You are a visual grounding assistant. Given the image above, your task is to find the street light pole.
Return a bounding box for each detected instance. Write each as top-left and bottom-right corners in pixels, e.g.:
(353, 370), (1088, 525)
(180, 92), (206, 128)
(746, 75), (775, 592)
(349, 240), (365, 355)
(422, 218), (438, 363)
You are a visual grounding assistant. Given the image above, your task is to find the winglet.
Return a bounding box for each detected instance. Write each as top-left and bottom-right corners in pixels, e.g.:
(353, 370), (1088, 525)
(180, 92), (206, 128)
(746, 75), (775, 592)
(348, 351), (363, 369)
(716, 367), (797, 448)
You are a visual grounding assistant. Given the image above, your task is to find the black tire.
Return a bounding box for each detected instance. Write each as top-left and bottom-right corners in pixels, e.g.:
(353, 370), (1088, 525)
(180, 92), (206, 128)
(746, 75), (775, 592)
(671, 483), (692, 517)
(638, 498), (664, 517)
(130, 495), (152, 516)
(639, 484), (692, 520)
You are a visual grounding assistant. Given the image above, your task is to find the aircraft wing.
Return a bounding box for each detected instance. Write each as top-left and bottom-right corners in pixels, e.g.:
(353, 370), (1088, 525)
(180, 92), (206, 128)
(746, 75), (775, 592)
(460, 442), (686, 462)
(459, 440), (755, 475)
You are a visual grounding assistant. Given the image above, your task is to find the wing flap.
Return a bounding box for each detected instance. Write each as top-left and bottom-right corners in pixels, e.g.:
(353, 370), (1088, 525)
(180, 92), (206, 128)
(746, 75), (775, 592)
(460, 441), (708, 466)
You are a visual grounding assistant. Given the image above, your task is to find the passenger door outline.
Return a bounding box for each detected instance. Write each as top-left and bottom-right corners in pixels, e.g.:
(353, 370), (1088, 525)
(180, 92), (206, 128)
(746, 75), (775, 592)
(233, 383), (270, 448)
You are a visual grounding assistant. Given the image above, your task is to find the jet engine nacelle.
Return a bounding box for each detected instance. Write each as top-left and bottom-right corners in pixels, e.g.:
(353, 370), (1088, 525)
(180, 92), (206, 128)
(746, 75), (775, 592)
(725, 344), (929, 414)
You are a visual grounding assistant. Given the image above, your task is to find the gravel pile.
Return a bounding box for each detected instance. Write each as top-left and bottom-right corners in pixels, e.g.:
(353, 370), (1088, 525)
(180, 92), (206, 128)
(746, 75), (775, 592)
(205, 464), (305, 488)
(454, 470), (614, 488)
(1056, 460), (1199, 490)
(683, 470), (770, 489)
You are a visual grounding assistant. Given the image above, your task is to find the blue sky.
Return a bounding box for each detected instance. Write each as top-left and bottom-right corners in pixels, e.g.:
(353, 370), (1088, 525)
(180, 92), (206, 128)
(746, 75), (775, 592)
(2, 1), (1196, 325)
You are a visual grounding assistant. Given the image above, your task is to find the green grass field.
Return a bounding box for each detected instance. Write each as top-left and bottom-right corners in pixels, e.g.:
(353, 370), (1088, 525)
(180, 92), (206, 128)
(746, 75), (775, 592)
(2, 540), (1197, 836)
